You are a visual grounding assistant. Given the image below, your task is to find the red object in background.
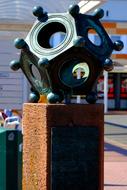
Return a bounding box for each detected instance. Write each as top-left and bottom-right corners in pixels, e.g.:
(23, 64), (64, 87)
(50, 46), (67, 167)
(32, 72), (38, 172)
(120, 78), (127, 98)
(98, 73), (127, 99)
(97, 77), (104, 98)
(97, 75), (115, 99)
(108, 78), (114, 99)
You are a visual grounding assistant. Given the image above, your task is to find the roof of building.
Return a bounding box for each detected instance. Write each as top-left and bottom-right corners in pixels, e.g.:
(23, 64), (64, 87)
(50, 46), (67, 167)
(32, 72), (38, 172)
(0, 0), (106, 23)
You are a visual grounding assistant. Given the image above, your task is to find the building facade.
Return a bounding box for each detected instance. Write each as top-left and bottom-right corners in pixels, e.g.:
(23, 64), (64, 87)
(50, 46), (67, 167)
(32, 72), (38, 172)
(100, 0), (127, 111)
(0, 0), (127, 112)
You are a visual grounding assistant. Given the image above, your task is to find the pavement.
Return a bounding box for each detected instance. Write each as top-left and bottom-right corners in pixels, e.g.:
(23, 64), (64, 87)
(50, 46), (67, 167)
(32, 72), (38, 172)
(104, 114), (127, 190)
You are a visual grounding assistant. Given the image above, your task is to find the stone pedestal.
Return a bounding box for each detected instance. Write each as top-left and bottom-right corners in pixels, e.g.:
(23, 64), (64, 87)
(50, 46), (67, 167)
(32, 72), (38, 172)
(22, 103), (104, 190)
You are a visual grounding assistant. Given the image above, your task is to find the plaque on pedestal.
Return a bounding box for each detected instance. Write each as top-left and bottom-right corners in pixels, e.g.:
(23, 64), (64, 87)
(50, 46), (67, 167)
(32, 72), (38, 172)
(22, 104), (104, 190)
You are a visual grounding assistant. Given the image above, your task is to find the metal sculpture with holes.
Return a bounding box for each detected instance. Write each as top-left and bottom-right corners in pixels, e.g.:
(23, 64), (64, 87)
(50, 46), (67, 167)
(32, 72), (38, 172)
(10, 4), (124, 104)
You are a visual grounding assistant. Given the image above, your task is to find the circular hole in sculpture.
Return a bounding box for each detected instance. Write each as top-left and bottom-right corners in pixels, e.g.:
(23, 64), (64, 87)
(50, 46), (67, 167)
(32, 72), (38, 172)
(49, 32), (66, 48)
(88, 29), (102, 46)
(37, 22), (67, 48)
(72, 62), (90, 80)
(31, 64), (41, 81)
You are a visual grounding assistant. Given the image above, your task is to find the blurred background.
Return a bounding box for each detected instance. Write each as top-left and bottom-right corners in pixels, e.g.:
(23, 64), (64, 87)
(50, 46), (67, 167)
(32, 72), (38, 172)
(0, 0), (127, 115)
(0, 2), (127, 190)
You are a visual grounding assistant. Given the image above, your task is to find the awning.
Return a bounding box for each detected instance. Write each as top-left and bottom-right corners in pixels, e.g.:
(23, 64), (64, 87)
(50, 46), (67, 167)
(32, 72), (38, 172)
(0, 0), (106, 23)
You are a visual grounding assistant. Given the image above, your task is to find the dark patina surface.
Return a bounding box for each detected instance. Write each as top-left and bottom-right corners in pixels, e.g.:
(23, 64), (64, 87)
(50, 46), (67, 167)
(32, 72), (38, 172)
(10, 4), (123, 103)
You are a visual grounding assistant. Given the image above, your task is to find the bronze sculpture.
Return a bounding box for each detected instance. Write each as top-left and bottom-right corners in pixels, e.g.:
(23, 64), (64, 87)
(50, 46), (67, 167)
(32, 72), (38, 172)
(10, 4), (124, 103)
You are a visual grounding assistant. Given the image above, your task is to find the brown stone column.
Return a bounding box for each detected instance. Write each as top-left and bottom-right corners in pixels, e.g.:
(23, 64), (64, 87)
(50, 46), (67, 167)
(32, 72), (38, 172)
(22, 103), (104, 190)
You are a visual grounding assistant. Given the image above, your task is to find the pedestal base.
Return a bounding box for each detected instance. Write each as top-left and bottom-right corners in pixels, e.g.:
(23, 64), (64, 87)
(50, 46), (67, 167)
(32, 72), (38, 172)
(22, 103), (104, 190)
